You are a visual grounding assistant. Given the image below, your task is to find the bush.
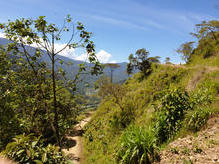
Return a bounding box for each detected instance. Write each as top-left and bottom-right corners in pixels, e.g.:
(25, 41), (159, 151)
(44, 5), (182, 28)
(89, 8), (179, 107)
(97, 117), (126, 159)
(190, 88), (213, 108)
(116, 125), (159, 164)
(184, 87), (213, 132)
(185, 107), (211, 132)
(2, 134), (67, 164)
(110, 102), (135, 129)
(154, 88), (190, 143)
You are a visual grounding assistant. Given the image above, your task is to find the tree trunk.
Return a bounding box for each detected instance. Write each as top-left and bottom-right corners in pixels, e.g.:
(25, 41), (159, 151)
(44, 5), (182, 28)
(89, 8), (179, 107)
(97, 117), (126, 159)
(51, 33), (61, 148)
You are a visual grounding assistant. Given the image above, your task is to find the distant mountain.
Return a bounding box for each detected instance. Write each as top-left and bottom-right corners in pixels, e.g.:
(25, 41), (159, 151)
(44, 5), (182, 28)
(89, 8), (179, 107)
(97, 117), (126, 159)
(0, 38), (130, 92)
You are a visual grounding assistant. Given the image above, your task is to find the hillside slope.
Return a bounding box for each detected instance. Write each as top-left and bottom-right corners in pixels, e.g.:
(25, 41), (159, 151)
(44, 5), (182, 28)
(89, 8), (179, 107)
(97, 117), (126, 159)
(156, 116), (219, 163)
(83, 55), (219, 164)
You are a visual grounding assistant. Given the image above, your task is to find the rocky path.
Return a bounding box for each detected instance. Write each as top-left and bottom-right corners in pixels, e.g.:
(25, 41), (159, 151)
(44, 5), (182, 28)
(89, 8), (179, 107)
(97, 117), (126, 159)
(62, 112), (93, 164)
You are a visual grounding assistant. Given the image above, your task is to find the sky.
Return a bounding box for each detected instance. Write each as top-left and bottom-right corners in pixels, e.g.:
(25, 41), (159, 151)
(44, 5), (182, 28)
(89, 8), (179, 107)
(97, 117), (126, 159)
(0, 0), (218, 63)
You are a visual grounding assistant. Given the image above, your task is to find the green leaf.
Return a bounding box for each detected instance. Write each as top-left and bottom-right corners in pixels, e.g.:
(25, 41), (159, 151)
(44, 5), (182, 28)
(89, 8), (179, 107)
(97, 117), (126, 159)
(34, 160), (43, 164)
(42, 153), (47, 163)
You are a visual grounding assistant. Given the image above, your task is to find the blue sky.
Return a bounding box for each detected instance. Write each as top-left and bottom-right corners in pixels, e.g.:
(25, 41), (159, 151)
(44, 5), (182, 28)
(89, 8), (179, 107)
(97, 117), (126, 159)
(0, 0), (218, 63)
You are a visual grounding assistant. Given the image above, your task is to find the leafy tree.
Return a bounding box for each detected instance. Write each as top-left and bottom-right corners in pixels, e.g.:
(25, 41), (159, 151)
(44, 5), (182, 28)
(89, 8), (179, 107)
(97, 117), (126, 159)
(176, 42), (194, 63)
(148, 56), (161, 63)
(2, 134), (67, 164)
(165, 57), (171, 64)
(104, 63), (120, 83)
(127, 48), (152, 77)
(191, 20), (219, 43)
(0, 15), (102, 147)
(190, 20), (219, 59)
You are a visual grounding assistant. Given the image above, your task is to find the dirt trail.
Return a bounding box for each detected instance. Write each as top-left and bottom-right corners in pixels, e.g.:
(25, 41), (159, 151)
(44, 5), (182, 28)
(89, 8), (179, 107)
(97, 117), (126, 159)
(62, 112), (93, 164)
(186, 66), (219, 91)
(165, 64), (219, 91)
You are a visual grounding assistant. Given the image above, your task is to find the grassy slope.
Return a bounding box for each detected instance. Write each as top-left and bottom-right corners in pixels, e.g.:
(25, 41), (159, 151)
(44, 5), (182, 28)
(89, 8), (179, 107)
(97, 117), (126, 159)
(83, 55), (219, 164)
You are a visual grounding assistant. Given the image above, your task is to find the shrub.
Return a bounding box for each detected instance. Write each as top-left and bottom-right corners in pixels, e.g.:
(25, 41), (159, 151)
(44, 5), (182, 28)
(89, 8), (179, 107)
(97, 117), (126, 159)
(2, 134), (67, 164)
(154, 88), (190, 143)
(190, 88), (213, 108)
(185, 107), (211, 132)
(184, 87), (213, 132)
(110, 102), (135, 129)
(116, 125), (159, 164)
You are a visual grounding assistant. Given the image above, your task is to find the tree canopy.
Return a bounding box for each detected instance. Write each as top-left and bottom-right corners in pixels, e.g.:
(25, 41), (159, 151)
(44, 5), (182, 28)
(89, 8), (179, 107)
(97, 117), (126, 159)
(176, 42), (194, 63)
(127, 48), (152, 76)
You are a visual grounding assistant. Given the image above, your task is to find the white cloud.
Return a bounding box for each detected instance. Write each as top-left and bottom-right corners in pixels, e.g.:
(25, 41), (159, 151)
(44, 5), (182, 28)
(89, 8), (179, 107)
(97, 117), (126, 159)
(73, 49), (115, 63)
(109, 60), (117, 63)
(74, 53), (88, 61)
(95, 50), (113, 63)
(0, 32), (6, 38)
(31, 41), (76, 58)
(54, 43), (75, 58)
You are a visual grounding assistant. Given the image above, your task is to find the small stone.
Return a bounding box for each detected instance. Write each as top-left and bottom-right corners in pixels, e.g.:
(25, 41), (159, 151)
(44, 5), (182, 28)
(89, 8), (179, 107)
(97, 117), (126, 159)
(213, 157), (218, 162)
(189, 156), (194, 161)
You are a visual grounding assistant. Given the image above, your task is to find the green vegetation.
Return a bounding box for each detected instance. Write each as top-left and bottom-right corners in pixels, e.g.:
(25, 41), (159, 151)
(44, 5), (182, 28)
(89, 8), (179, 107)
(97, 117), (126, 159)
(127, 48), (152, 77)
(2, 134), (67, 164)
(181, 20), (219, 65)
(0, 15), (102, 163)
(83, 60), (218, 163)
(116, 126), (158, 164)
(0, 15), (218, 163)
(153, 88), (190, 144)
(83, 20), (219, 164)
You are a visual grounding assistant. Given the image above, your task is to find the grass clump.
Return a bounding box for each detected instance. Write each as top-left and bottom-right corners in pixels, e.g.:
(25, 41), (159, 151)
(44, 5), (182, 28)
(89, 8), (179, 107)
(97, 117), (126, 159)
(185, 107), (211, 132)
(116, 125), (159, 164)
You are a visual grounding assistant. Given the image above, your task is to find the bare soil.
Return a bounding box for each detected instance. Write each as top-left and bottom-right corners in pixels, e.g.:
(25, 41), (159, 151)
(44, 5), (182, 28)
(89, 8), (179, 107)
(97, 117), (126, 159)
(155, 116), (219, 164)
(62, 112), (93, 164)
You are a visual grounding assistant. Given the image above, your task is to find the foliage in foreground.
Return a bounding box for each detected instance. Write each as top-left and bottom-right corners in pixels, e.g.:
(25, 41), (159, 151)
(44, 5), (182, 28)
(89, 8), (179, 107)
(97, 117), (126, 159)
(0, 15), (102, 150)
(2, 134), (67, 164)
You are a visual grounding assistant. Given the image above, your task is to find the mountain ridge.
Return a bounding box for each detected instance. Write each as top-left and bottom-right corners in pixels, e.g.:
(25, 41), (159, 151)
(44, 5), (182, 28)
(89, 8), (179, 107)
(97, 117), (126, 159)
(0, 37), (130, 92)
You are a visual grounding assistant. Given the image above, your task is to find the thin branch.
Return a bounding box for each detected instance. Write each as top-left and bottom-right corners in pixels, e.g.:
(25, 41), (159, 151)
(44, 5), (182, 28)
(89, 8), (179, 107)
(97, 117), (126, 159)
(54, 24), (75, 55)
(19, 39), (38, 76)
(56, 19), (66, 38)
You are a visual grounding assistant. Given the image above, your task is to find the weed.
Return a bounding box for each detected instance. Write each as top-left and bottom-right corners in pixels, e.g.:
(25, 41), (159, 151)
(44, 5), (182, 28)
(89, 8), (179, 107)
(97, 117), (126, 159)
(185, 107), (211, 132)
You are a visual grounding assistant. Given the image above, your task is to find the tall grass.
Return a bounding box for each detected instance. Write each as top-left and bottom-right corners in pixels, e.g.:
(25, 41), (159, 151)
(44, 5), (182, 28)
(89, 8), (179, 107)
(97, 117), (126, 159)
(116, 125), (159, 164)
